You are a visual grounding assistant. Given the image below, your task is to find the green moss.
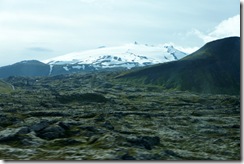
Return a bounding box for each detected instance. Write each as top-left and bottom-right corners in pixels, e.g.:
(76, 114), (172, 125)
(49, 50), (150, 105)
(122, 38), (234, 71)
(57, 93), (107, 104)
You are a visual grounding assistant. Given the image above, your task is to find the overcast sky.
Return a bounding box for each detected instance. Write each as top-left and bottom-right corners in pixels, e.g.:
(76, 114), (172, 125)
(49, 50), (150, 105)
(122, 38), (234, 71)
(0, 0), (240, 66)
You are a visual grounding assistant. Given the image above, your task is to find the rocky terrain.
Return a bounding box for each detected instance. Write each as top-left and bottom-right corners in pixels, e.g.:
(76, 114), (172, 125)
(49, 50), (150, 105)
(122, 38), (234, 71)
(0, 72), (240, 160)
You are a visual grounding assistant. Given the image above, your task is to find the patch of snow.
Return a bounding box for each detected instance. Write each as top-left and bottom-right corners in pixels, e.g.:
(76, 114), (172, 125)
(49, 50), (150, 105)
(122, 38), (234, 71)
(63, 66), (69, 71)
(49, 65), (53, 75)
(72, 66), (82, 69)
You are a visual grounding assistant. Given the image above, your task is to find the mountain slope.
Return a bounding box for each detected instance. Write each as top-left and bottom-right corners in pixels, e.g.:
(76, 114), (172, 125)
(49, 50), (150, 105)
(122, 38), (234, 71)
(0, 60), (50, 78)
(117, 37), (240, 95)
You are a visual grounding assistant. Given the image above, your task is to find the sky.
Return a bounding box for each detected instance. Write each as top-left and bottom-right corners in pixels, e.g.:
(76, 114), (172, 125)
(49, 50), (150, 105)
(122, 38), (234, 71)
(0, 0), (240, 66)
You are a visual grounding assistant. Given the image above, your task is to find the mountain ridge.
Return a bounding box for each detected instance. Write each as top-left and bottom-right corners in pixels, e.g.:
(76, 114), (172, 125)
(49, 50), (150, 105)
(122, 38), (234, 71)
(43, 43), (187, 68)
(0, 43), (187, 78)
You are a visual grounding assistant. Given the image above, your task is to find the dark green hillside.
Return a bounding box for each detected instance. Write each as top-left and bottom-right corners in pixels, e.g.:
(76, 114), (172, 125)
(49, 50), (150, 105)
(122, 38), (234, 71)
(117, 37), (240, 95)
(0, 60), (50, 78)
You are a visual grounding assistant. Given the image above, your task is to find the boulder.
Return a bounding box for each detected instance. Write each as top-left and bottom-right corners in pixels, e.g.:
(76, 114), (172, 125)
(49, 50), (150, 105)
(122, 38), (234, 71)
(102, 121), (114, 130)
(58, 121), (71, 130)
(21, 131), (46, 146)
(126, 135), (160, 150)
(0, 127), (30, 142)
(30, 120), (49, 132)
(121, 153), (136, 160)
(89, 134), (117, 149)
(37, 125), (65, 140)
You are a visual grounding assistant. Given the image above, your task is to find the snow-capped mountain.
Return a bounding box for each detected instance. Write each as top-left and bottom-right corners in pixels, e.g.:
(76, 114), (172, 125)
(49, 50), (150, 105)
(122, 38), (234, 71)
(0, 42), (188, 78)
(43, 42), (188, 74)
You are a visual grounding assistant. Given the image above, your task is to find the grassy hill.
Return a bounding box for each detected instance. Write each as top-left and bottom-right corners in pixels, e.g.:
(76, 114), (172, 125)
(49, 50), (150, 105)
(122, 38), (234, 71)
(117, 37), (240, 95)
(0, 80), (14, 93)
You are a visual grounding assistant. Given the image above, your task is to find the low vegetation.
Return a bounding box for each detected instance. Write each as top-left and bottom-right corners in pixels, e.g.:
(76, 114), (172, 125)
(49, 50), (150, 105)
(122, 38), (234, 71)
(117, 37), (240, 95)
(0, 71), (240, 160)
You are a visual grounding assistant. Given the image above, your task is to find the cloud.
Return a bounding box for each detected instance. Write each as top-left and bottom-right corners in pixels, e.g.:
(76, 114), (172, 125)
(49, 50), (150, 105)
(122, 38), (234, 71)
(171, 15), (240, 54)
(193, 15), (240, 43)
(174, 45), (199, 54)
(0, 0), (240, 66)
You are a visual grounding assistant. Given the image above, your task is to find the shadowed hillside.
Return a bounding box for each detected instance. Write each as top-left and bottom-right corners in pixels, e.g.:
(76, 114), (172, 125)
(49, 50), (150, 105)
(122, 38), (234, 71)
(117, 37), (240, 95)
(0, 60), (50, 78)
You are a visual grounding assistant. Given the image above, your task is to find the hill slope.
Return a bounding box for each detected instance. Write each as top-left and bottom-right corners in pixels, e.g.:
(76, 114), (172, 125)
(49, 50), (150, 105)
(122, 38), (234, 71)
(0, 80), (14, 93)
(0, 60), (50, 78)
(117, 37), (240, 95)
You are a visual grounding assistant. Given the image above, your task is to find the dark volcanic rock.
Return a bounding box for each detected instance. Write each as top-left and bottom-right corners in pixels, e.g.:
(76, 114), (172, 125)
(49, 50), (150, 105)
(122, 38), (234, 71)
(126, 135), (160, 150)
(0, 127), (30, 142)
(58, 121), (72, 130)
(30, 120), (50, 132)
(102, 121), (114, 130)
(57, 93), (107, 104)
(37, 125), (66, 140)
(121, 153), (136, 160)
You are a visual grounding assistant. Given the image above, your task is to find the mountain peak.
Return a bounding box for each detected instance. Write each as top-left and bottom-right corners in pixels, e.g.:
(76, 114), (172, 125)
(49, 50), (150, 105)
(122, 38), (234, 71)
(19, 60), (46, 65)
(182, 36), (240, 61)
